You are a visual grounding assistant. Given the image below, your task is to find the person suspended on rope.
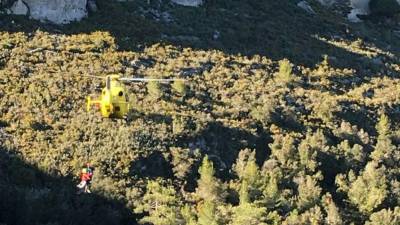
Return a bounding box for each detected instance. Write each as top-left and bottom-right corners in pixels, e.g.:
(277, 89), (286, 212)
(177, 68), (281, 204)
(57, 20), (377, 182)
(77, 163), (94, 194)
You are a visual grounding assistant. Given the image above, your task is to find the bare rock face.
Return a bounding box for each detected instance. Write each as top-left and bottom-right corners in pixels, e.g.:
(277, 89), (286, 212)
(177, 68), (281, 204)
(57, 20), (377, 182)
(8, 0), (88, 24)
(348, 0), (400, 22)
(317, 0), (336, 7)
(10, 0), (28, 15)
(348, 0), (370, 22)
(297, 1), (316, 14)
(171, 0), (203, 7)
(29, 0), (87, 24)
(351, 0), (370, 13)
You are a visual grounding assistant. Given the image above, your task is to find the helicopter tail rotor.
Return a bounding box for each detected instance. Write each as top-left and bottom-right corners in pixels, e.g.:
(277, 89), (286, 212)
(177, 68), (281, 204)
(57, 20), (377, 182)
(82, 74), (105, 79)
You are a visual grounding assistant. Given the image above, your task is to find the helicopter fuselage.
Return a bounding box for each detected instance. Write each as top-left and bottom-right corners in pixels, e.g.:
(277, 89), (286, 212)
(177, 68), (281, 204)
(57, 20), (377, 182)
(86, 74), (183, 119)
(87, 76), (129, 118)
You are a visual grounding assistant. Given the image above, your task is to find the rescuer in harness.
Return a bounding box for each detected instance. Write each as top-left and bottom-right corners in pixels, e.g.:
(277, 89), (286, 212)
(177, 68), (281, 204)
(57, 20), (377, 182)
(77, 163), (94, 194)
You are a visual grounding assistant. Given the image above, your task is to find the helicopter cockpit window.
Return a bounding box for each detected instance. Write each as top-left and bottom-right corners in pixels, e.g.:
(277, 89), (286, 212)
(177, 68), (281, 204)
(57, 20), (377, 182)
(118, 91), (123, 96)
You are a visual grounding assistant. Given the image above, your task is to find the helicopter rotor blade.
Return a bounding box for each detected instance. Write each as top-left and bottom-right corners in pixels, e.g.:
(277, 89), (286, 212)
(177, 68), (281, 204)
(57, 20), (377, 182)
(81, 74), (106, 79)
(119, 78), (184, 83)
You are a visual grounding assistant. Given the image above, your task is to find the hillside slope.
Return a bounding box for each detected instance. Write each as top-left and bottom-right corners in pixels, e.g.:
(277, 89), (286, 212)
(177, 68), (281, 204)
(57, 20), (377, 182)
(1, 0), (400, 224)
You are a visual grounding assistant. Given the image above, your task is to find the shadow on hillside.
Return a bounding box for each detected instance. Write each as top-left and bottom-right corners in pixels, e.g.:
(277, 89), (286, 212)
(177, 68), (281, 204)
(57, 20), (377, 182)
(336, 100), (376, 134)
(0, 0), (398, 70)
(125, 118), (271, 190)
(175, 120), (271, 178)
(130, 151), (174, 179)
(0, 146), (137, 225)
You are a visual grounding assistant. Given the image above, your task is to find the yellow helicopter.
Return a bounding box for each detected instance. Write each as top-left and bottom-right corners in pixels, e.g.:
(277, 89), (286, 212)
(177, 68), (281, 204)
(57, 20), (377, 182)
(86, 74), (183, 118)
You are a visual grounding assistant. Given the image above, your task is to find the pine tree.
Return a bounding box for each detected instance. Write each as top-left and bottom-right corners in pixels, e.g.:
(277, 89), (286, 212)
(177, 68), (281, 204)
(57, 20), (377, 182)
(347, 162), (388, 214)
(231, 203), (267, 225)
(233, 149), (261, 201)
(336, 140), (365, 169)
(269, 135), (298, 169)
(261, 174), (280, 208)
(195, 156), (227, 225)
(323, 194), (342, 225)
(238, 180), (251, 204)
(298, 130), (329, 173)
(230, 180), (268, 225)
(181, 204), (197, 225)
(147, 80), (162, 99)
(275, 58), (296, 85)
(371, 114), (395, 165)
(298, 141), (318, 173)
(234, 149), (259, 184)
(172, 80), (187, 96)
(283, 206), (324, 225)
(197, 200), (221, 225)
(376, 114), (390, 138)
(365, 207), (400, 225)
(135, 181), (182, 225)
(259, 159), (282, 208)
(196, 155), (225, 202)
(294, 175), (321, 211)
(170, 147), (200, 180)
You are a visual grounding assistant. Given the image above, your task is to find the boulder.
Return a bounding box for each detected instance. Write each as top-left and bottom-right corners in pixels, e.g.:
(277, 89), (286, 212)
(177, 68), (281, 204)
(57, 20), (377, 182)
(10, 0), (28, 15)
(317, 0), (336, 7)
(348, 8), (367, 22)
(297, 1), (316, 14)
(171, 0), (203, 7)
(351, 0), (370, 13)
(348, 0), (370, 22)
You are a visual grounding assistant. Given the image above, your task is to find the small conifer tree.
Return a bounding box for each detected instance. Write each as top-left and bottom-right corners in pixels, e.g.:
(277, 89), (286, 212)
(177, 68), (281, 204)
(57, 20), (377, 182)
(147, 80), (162, 99)
(347, 162), (388, 214)
(172, 80), (186, 96)
(136, 181), (182, 225)
(196, 155), (225, 202)
(275, 59), (295, 84)
(197, 200), (221, 225)
(371, 114), (395, 164)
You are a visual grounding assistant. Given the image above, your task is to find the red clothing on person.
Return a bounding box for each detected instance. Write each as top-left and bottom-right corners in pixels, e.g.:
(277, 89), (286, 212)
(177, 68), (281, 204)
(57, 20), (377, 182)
(81, 172), (92, 182)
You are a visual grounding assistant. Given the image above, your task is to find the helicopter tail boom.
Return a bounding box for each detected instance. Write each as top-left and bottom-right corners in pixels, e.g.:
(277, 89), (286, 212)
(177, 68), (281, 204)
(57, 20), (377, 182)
(86, 96), (101, 112)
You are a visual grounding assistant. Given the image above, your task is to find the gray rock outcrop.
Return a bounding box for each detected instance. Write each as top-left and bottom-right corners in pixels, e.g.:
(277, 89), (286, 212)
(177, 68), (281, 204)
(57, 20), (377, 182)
(28, 0), (87, 24)
(297, 1), (316, 14)
(10, 0), (28, 15)
(171, 0), (203, 7)
(316, 0), (336, 7)
(348, 0), (400, 22)
(7, 0), (88, 24)
(348, 0), (370, 22)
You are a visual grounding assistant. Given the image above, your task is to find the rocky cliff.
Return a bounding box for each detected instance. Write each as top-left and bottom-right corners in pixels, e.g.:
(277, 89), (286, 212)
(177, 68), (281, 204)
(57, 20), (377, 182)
(8, 0), (88, 24)
(2, 0), (400, 24)
(171, 0), (202, 7)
